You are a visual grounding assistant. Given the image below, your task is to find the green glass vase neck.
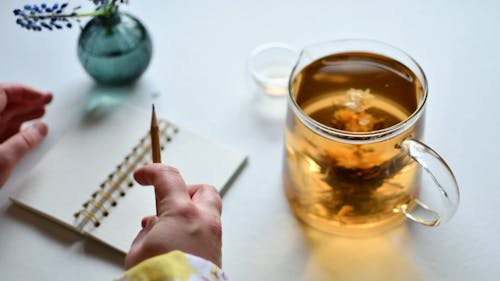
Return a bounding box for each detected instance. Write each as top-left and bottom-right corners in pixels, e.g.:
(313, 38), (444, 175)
(94, 10), (121, 26)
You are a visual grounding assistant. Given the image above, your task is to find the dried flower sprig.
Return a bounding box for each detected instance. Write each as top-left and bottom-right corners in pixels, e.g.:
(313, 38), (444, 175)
(13, 0), (129, 31)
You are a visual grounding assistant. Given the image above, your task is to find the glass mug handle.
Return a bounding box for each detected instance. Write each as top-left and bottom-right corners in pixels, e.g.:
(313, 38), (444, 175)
(397, 138), (460, 227)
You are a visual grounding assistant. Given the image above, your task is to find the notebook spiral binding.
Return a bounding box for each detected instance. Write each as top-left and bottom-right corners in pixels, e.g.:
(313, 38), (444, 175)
(73, 120), (179, 231)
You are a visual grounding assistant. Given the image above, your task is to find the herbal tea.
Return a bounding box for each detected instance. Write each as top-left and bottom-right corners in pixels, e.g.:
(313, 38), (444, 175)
(284, 52), (425, 234)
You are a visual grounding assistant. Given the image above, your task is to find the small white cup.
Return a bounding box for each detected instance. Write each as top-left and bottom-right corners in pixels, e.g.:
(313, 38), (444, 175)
(248, 43), (298, 97)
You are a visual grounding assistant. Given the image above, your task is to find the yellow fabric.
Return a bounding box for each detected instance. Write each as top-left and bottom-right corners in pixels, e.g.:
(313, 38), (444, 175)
(123, 251), (196, 281)
(118, 251), (229, 281)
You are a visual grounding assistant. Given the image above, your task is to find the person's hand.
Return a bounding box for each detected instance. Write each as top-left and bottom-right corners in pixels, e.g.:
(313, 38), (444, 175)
(0, 83), (52, 187)
(125, 164), (223, 269)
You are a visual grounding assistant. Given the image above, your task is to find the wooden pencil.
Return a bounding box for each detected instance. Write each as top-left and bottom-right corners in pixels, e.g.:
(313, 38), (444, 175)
(150, 104), (162, 163)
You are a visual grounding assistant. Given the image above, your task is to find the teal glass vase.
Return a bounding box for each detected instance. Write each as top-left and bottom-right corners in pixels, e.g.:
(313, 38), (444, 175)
(77, 12), (152, 85)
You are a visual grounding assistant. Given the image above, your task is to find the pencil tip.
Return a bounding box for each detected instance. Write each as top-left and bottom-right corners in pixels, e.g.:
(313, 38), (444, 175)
(152, 104), (155, 112)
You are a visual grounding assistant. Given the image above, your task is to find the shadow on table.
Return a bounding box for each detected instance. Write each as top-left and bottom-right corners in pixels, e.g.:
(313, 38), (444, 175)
(82, 83), (143, 114)
(5, 203), (124, 269)
(68, 81), (157, 132)
(298, 222), (425, 281)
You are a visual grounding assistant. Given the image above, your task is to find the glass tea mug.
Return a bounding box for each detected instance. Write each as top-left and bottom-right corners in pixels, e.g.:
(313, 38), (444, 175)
(282, 39), (459, 236)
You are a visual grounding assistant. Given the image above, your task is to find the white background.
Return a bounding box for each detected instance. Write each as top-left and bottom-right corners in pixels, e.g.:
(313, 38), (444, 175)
(0, 0), (499, 280)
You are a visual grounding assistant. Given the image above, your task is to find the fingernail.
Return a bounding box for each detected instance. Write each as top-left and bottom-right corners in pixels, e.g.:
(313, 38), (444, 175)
(44, 93), (53, 104)
(32, 122), (48, 136)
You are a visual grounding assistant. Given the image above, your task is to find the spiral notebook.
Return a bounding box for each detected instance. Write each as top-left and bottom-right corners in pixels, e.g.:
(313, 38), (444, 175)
(11, 104), (247, 254)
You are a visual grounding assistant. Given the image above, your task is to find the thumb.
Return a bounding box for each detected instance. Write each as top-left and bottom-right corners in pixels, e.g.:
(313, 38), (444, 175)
(0, 122), (48, 166)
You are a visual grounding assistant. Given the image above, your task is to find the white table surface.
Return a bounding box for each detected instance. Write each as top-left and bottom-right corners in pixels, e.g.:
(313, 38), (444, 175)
(1, 0), (499, 280)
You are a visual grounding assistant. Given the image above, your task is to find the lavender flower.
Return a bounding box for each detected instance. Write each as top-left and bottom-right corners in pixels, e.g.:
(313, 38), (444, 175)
(14, 2), (80, 31)
(13, 1), (129, 31)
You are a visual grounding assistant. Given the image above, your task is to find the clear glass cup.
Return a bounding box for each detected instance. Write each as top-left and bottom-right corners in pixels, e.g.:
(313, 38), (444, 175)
(248, 43), (298, 97)
(283, 39), (459, 236)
